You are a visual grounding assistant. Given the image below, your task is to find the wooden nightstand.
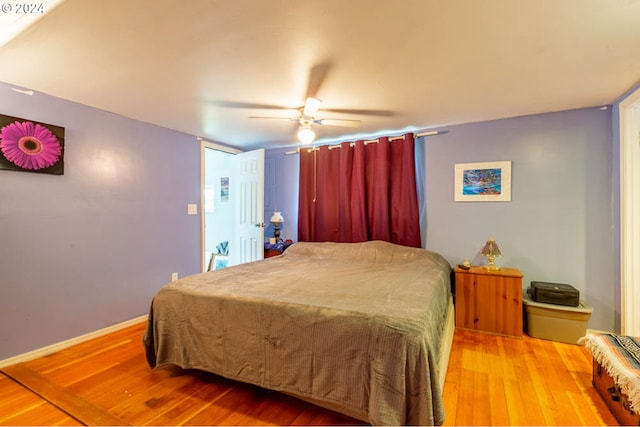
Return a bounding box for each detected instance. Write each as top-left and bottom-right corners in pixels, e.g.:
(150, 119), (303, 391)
(263, 241), (294, 258)
(454, 265), (523, 337)
(264, 247), (283, 258)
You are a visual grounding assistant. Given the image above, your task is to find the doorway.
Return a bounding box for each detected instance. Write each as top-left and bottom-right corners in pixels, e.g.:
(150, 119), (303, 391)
(200, 141), (265, 272)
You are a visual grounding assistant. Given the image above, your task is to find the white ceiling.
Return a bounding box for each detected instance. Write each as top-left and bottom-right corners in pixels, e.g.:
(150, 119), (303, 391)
(1, 0), (639, 150)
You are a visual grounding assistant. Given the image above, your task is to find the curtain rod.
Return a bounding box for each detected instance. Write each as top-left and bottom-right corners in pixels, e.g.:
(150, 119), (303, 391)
(284, 130), (443, 155)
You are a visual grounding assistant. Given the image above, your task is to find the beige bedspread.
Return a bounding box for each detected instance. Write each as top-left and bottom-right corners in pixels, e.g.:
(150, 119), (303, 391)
(143, 241), (451, 425)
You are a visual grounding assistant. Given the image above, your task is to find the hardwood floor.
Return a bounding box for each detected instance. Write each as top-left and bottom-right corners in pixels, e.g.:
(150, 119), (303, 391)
(0, 321), (619, 426)
(443, 329), (618, 426)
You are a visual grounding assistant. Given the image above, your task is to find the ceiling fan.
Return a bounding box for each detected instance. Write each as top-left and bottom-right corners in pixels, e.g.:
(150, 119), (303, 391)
(248, 96), (362, 144)
(214, 62), (394, 144)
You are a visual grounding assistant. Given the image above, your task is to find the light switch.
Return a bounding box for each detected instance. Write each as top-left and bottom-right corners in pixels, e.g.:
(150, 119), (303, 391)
(187, 203), (198, 215)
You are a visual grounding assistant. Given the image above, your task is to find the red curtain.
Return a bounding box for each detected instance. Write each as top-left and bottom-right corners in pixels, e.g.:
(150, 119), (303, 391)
(298, 133), (421, 248)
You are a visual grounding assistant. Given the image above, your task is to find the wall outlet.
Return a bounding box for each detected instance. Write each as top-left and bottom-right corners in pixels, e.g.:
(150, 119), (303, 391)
(187, 203), (198, 215)
(171, 272), (178, 281)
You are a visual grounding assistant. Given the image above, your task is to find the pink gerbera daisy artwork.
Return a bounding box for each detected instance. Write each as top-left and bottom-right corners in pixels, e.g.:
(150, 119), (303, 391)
(0, 120), (62, 170)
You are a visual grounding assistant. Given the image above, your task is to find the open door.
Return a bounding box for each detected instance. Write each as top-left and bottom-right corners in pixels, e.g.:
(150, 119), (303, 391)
(201, 142), (264, 271)
(233, 149), (265, 265)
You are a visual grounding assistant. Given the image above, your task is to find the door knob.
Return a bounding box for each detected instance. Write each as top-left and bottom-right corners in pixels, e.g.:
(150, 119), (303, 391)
(255, 222), (265, 228)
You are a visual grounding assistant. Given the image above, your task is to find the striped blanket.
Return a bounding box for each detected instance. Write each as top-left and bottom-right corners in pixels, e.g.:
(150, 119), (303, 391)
(580, 332), (640, 414)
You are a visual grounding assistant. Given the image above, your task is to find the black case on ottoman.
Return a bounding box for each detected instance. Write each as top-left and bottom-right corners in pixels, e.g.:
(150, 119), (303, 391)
(528, 281), (580, 307)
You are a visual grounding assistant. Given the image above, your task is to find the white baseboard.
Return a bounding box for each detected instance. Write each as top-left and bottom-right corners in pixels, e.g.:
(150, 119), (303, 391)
(0, 315), (148, 369)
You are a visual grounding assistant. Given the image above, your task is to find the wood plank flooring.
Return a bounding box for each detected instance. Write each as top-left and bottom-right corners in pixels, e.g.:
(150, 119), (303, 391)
(0, 321), (620, 426)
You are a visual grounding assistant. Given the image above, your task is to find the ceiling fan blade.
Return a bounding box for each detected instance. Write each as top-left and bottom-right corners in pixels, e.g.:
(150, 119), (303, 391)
(249, 115), (298, 121)
(213, 100), (297, 111)
(322, 108), (395, 117)
(303, 97), (322, 117)
(316, 118), (362, 127)
(305, 62), (332, 100)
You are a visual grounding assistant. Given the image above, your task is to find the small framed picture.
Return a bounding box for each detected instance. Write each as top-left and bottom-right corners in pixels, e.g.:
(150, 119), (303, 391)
(454, 161), (511, 202)
(220, 177), (229, 201)
(212, 255), (229, 270)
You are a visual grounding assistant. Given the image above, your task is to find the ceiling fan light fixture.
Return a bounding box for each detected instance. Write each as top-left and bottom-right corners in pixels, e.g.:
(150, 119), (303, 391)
(297, 125), (315, 144)
(303, 97), (322, 117)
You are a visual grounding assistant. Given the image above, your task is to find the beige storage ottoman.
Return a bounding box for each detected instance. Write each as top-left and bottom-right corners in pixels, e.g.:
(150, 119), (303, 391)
(523, 293), (593, 344)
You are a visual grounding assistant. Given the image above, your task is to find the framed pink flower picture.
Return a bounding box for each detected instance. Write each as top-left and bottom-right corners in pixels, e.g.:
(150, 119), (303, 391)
(0, 114), (65, 175)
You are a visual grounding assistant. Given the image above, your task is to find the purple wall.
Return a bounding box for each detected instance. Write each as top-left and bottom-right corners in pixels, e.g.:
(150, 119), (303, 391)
(424, 107), (614, 332)
(264, 147), (299, 243)
(0, 82), (201, 360)
(265, 107), (616, 332)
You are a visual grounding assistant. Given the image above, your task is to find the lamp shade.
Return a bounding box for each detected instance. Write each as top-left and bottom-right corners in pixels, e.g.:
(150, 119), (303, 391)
(481, 237), (502, 257)
(270, 211), (284, 223)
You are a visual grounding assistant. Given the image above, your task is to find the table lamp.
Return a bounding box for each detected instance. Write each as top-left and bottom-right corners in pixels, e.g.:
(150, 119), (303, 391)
(270, 211), (284, 242)
(481, 237), (502, 270)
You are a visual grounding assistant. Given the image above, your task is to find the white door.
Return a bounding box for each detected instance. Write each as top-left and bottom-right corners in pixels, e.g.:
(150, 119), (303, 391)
(232, 148), (265, 266)
(200, 143), (264, 271)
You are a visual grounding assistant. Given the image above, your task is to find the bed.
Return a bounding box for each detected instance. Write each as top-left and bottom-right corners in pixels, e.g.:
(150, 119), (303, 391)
(143, 240), (454, 425)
